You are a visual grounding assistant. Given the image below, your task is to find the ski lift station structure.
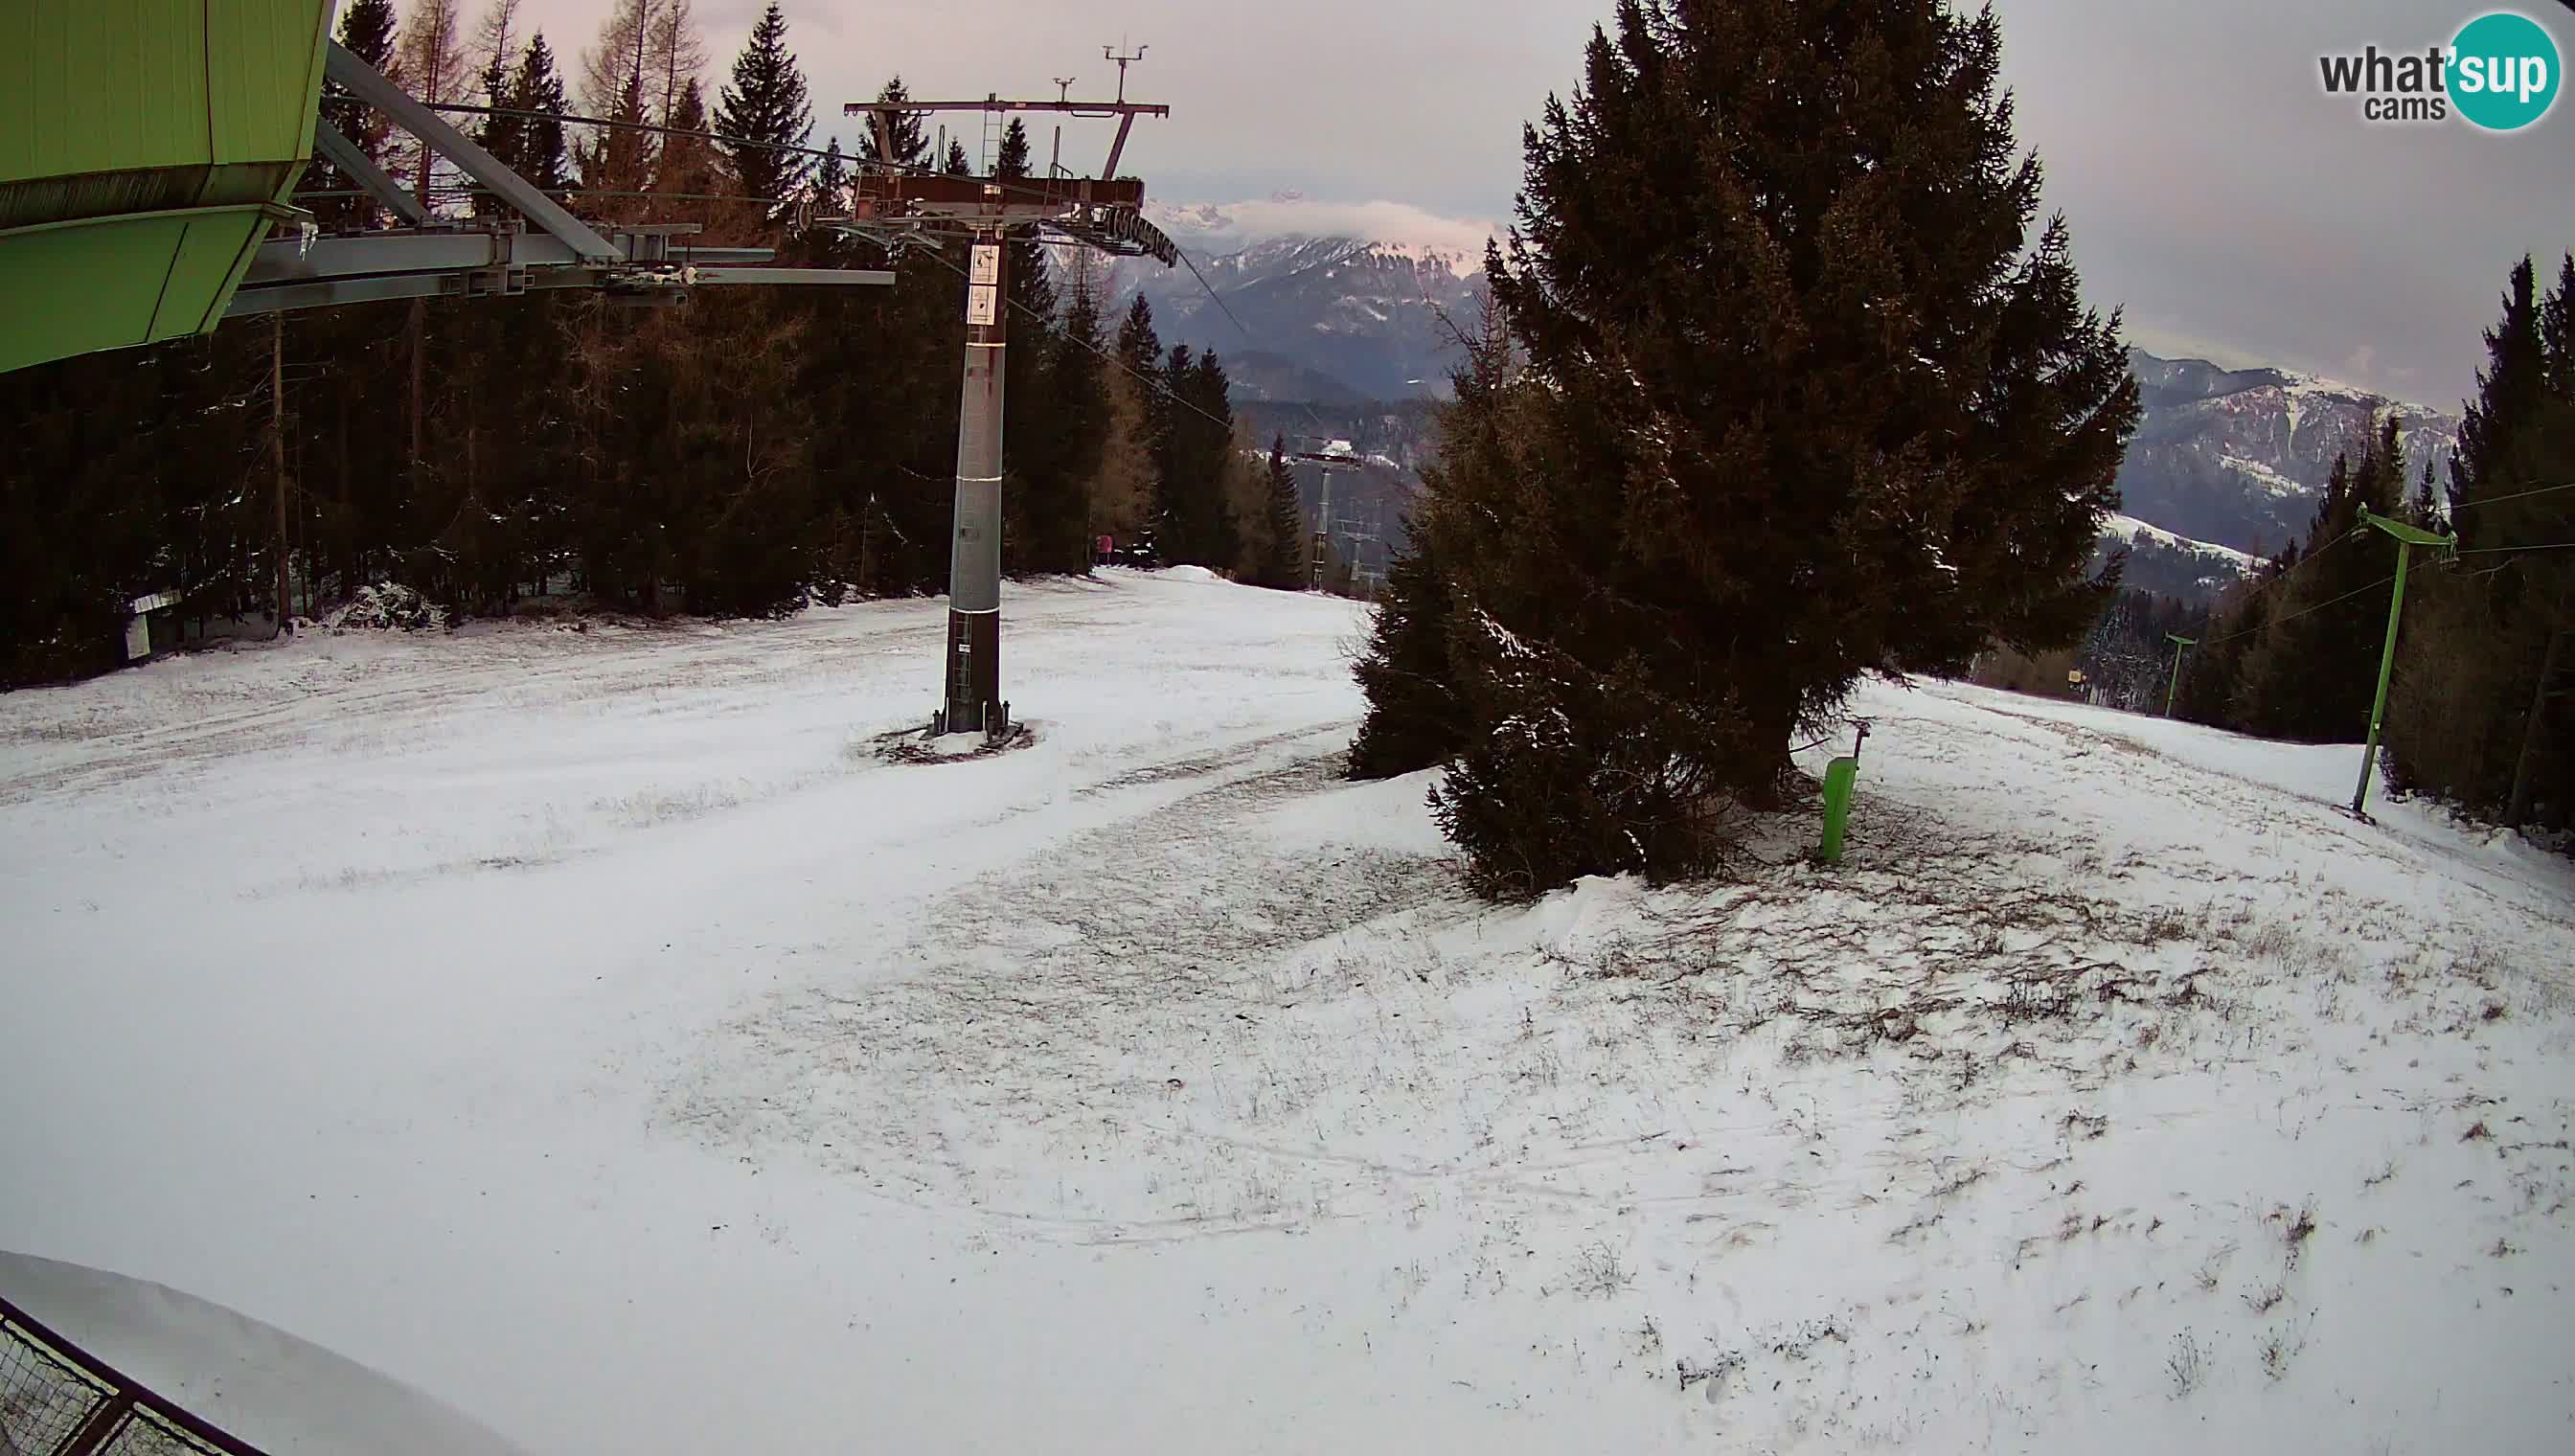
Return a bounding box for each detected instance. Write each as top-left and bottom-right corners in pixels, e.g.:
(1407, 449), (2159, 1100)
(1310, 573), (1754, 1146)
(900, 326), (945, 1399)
(1, 0), (889, 378)
(0, 0), (338, 375)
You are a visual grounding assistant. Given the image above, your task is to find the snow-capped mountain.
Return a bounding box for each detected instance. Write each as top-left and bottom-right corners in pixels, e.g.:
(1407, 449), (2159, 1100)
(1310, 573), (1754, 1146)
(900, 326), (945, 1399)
(1096, 196), (1493, 402)
(2116, 349), (2461, 557)
(1091, 206), (2460, 584)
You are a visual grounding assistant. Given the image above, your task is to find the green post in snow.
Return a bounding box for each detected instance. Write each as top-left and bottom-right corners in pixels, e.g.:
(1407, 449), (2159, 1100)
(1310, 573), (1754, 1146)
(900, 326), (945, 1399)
(2350, 508), (2454, 819)
(2164, 634), (2196, 717)
(1817, 758), (1858, 864)
(1814, 721), (1871, 866)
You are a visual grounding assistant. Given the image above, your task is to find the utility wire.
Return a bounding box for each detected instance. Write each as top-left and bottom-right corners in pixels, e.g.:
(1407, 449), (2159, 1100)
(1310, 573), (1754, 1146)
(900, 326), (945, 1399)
(2232, 519), (2358, 591)
(2457, 539), (2575, 556)
(2201, 570), (2402, 647)
(1163, 236), (1356, 455)
(2450, 480), (2575, 512)
(1173, 246), (1253, 342)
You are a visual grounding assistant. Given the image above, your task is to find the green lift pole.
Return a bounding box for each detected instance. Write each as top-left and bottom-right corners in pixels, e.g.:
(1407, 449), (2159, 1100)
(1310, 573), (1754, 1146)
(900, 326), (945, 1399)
(2164, 634), (2196, 717)
(2350, 507), (2455, 819)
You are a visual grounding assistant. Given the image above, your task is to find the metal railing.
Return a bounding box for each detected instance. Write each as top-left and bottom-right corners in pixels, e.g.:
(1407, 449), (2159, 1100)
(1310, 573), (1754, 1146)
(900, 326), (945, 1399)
(0, 1293), (269, 1456)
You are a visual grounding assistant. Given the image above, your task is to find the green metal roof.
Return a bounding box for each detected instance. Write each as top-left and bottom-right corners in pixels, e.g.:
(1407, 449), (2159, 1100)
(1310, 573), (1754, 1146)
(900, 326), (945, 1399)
(0, 0), (334, 374)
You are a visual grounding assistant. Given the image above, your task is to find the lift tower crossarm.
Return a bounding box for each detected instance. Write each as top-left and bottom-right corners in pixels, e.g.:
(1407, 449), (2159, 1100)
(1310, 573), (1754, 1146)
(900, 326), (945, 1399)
(840, 96), (1169, 180)
(841, 99), (1171, 115)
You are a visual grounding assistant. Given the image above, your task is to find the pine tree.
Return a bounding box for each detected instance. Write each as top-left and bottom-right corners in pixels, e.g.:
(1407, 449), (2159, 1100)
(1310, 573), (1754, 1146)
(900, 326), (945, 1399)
(1152, 342), (1194, 551)
(1150, 346), (1241, 567)
(1115, 296), (1161, 378)
(1192, 352), (1242, 569)
(944, 139), (972, 177)
(809, 136), (848, 210)
(1016, 244), (1108, 574)
(1406, 0), (2138, 895)
(1086, 369), (1157, 552)
(1257, 437), (1307, 588)
(714, 2), (812, 216)
(1345, 308), (1517, 779)
(646, 0), (705, 130)
(857, 78), (931, 172)
(513, 34), (573, 198)
(310, 0), (400, 232)
(397, 0), (469, 208)
(2234, 430), (2404, 741)
(579, 0), (650, 113)
(2450, 257), (2548, 543)
(2389, 252), (2575, 828)
(467, 0), (526, 216)
(580, 0), (659, 202)
(2409, 459), (2442, 530)
(581, 72), (655, 206)
(654, 79), (719, 205)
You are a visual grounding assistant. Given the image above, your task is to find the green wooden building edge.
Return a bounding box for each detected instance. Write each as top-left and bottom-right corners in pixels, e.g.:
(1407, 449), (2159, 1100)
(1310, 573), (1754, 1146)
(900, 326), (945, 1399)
(0, 0), (336, 375)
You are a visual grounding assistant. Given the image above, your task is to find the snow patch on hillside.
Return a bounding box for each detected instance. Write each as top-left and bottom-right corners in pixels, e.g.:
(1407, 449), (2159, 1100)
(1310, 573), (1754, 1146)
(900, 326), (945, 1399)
(2103, 512), (2262, 570)
(2221, 454), (2309, 499)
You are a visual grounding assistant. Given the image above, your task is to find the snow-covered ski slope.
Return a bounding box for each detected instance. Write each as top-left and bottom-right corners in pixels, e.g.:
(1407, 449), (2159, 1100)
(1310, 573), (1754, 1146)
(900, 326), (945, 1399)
(3, 569), (2571, 1454)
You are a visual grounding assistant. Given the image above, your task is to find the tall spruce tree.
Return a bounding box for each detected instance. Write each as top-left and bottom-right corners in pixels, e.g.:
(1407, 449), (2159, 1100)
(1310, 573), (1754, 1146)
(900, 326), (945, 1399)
(1258, 437), (1307, 588)
(809, 136), (848, 211)
(513, 34), (574, 198)
(309, 0), (401, 232)
(1398, 0), (2138, 896)
(469, 6), (527, 218)
(2389, 253), (2575, 829)
(714, 2), (812, 215)
(654, 79), (719, 206)
(397, 0), (469, 206)
(1347, 298), (1507, 777)
(646, 0), (706, 132)
(1034, 262), (1112, 571)
(2234, 433), (2404, 741)
(857, 78), (931, 172)
(1151, 348), (1241, 567)
(2450, 257), (2548, 542)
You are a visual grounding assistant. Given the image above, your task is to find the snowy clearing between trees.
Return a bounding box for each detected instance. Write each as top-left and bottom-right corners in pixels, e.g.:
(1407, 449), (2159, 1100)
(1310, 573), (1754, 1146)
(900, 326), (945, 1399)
(4, 568), (2573, 1453)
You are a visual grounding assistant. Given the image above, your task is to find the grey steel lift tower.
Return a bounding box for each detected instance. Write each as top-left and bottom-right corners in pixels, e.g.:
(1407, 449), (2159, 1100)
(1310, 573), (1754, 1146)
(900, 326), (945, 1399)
(844, 63), (1179, 740)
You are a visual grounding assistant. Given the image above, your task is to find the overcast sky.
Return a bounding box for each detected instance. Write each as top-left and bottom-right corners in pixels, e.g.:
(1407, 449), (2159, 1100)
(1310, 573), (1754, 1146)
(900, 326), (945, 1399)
(505, 0), (2573, 407)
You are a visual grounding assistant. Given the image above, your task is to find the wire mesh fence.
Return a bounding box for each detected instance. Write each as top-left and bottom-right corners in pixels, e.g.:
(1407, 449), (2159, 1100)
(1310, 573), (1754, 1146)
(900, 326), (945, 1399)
(0, 1295), (267, 1456)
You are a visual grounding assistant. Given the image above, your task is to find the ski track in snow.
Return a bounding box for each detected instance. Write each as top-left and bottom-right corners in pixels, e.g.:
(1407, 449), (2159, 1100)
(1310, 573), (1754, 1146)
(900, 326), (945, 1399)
(4, 569), (2573, 1454)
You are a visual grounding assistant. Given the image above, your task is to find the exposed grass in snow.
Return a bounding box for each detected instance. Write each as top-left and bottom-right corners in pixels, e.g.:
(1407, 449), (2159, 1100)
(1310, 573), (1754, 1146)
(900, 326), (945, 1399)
(2, 571), (2571, 1453)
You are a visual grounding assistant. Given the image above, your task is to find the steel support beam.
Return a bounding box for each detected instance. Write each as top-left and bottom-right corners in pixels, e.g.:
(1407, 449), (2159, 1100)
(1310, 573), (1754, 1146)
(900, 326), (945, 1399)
(324, 40), (620, 262)
(692, 267), (897, 285)
(228, 267), (567, 316)
(312, 120), (430, 227)
(1104, 114), (1137, 179)
(246, 228), (533, 283)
